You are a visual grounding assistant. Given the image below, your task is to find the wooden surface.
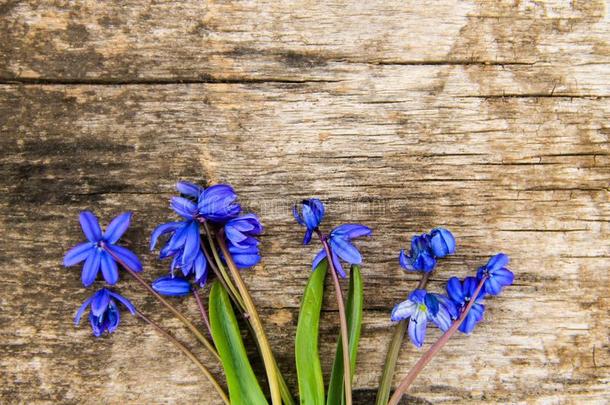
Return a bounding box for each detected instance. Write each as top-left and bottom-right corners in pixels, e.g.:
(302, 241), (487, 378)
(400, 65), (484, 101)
(1, 1), (609, 403)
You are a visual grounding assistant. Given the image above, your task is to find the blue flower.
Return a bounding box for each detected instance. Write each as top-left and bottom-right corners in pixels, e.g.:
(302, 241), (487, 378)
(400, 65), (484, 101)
(74, 288), (136, 337)
(399, 234), (436, 272)
(64, 211), (142, 287)
(429, 228), (456, 258)
(447, 276), (485, 334)
(477, 253), (514, 296)
(391, 289), (456, 347)
(312, 224), (372, 278)
(151, 183), (241, 270)
(152, 275), (192, 296)
(293, 198), (325, 244)
(225, 214), (263, 248)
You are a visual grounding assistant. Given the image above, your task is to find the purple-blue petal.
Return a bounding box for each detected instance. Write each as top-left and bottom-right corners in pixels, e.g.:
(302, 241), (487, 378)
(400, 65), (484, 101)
(331, 224), (372, 239)
(181, 221), (201, 267)
(399, 250), (415, 271)
(79, 211), (102, 242)
(312, 248), (327, 270)
(486, 253), (510, 272)
(150, 221), (183, 251)
(170, 197), (197, 219)
(446, 277), (464, 304)
(82, 249), (102, 287)
(176, 181), (204, 198)
(303, 229), (313, 245)
(108, 291), (136, 315)
(105, 244), (142, 272)
(90, 289), (110, 317)
(331, 251), (345, 278)
(152, 275), (192, 296)
(64, 242), (95, 267)
(408, 309), (427, 348)
(103, 212), (132, 244)
(330, 237), (362, 264)
(74, 295), (94, 325)
(390, 299), (416, 321)
(100, 250), (119, 285)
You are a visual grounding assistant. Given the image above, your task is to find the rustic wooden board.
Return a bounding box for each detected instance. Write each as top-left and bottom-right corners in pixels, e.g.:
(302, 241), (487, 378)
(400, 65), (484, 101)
(1, 1), (609, 404)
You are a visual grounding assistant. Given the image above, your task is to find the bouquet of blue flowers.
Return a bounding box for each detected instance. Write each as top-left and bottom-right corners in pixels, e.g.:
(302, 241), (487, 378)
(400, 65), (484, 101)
(63, 181), (513, 405)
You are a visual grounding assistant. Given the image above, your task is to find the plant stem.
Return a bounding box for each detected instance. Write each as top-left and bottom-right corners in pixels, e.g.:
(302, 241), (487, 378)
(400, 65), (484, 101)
(216, 230), (282, 405)
(202, 222), (246, 311)
(136, 310), (230, 405)
(104, 247), (220, 362)
(375, 272), (432, 405)
(193, 288), (213, 339)
(388, 276), (487, 405)
(318, 232), (352, 405)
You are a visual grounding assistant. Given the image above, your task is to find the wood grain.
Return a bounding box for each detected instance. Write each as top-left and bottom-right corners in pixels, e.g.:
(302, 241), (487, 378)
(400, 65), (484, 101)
(0, 0), (608, 404)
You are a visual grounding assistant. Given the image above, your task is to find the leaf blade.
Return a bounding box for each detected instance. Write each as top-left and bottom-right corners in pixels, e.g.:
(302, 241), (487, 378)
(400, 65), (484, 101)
(295, 259), (328, 405)
(209, 281), (268, 405)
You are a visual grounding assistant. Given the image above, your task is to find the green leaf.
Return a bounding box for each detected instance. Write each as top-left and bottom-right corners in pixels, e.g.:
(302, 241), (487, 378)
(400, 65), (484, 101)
(209, 281), (268, 405)
(295, 259), (328, 405)
(326, 265), (364, 405)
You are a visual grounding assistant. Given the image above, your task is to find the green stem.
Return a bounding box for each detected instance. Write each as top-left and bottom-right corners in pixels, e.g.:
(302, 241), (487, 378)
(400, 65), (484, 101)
(105, 247), (220, 362)
(137, 310), (229, 405)
(216, 230), (282, 405)
(318, 234), (352, 405)
(387, 276), (488, 405)
(202, 222), (245, 310)
(375, 272), (432, 405)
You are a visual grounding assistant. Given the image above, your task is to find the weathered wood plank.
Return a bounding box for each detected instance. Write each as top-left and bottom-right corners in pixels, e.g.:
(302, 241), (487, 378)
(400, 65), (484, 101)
(1, 0), (609, 97)
(0, 82), (608, 403)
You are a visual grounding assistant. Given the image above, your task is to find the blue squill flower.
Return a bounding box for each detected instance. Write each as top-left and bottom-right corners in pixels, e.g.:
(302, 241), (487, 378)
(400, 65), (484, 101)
(293, 198), (325, 244)
(152, 275), (192, 296)
(391, 289), (456, 347)
(224, 214), (263, 248)
(169, 249), (209, 286)
(64, 211), (142, 287)
(399, 234), (436, 272)
(312, 224), (372, 278)
(74, 288), (136, 337)
(447, 276), (485, 334)
(477, 253), (514, 296)
(176, 181), (204, 199)
(429, 228), (456, 258)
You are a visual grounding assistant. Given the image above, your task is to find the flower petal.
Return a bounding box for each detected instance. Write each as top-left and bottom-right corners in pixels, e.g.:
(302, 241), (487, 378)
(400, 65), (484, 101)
(64, 242), (94, 267)
(152, 275), (192, 296)
(176, 181), (204, 198)
(100, 250), (119, 285)
(170, 197), (197, 219)
(74, 295), (94, 325)
(390, 299), (416, 321)
(330, 237), (362, 264)
(399, 250), (415, 271)
(181, 221), (201, 267)
(150, 221), (183, 251)
(493, 268), (514, 287)
(486, 253), (509, 272)
(198, 184), (237, 211)
(103, 212), (132, 244)
(331, 251), (345, 278)
(311, 248), (327, 270)
(91, 289), (110, 317)
(446, 277), (464, 304)
(81, 249), (102, 287)
(292, 204), (304, 225)
(108, 291), (136, 315)
(303, 229), (313, 245)
(331, 224), (372, 239)
(408, 309), (427, 348)
(105, 244), (142, 272)
(106, 302), (121, 334)
(79, 211), (102, 242)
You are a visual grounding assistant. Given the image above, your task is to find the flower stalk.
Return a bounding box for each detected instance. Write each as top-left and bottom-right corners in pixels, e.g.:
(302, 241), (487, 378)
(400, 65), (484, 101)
(105, 247), (220, 362)
(387, 275), (487, 405)
(136, 309), (229, 405)
(375, 272), (432, 405)
(193, 288), (213, 339)
(318, 231), (352, 405)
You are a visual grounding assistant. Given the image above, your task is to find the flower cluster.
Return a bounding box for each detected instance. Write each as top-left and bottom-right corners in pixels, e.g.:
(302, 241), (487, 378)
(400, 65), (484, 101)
(293, 199), (371, 278)
(392, 231), (514, 346)
(399, 228), (456, 272)
(64, 211), (140, 336)
(150, 181), (263, 294)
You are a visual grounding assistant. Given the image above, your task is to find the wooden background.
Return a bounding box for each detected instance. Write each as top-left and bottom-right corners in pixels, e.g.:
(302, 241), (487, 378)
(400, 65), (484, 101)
(1, 1), (608, 403)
